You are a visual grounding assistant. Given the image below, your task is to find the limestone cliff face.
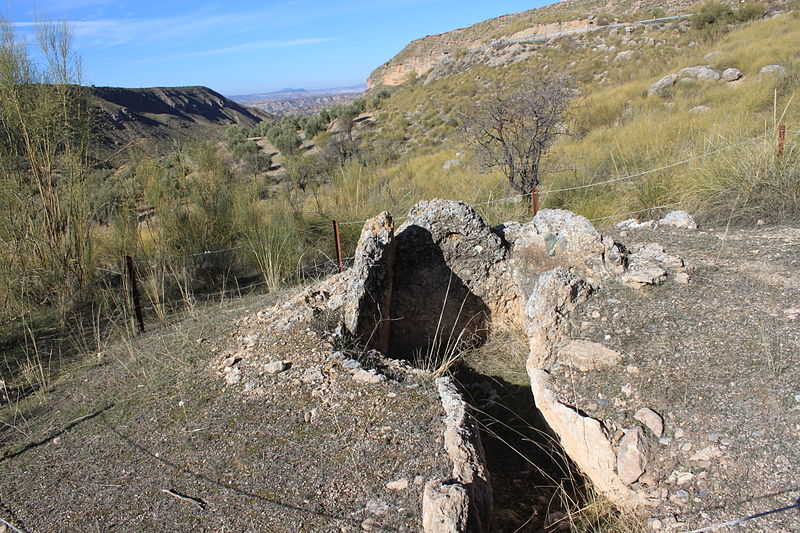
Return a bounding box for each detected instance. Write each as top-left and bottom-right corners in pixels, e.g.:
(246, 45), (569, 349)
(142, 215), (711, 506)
(367, 17), (595, 88)
(366, 0), (744, 88)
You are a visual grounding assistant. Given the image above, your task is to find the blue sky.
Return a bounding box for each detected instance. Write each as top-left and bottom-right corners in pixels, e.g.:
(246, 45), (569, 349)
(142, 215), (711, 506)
(5, 1), (548, 95)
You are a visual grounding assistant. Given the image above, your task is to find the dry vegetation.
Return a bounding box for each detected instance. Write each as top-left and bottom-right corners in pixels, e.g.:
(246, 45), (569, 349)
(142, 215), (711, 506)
(1, 4), (799, 531)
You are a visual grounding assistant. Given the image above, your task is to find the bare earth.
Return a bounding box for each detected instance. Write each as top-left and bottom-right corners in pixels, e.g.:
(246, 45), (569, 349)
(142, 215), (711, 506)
(554, 223), (800, 531)
(0, 293), (449, 532)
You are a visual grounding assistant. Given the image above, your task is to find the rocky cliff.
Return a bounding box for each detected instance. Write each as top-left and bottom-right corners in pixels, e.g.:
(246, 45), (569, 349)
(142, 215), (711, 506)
(366, 0), (777, 88)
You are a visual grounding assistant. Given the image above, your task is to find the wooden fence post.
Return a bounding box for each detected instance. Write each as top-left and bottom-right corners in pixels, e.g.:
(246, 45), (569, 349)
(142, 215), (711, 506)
(778, 124), (786, 158)
(332, 220), (344, 273)
(126, 255), (145, 334)
(532, 188), (540, 216)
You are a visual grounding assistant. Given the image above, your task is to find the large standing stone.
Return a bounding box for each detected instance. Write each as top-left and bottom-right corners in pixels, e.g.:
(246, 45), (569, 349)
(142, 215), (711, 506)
(508, 209), (626, 294)
(344, 212), (396, 354)
(436, 377), (492, 530)
(528, 368), (643, 508)
(390, 200), (518, 357)
(525, 268), (592, 369)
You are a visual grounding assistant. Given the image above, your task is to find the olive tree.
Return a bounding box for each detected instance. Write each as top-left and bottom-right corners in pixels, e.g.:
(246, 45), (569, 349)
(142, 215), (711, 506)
(461, 72), (569, 205)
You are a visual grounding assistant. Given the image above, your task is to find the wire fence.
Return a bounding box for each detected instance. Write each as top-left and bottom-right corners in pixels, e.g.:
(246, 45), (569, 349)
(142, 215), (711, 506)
(1, 126), (789, 340)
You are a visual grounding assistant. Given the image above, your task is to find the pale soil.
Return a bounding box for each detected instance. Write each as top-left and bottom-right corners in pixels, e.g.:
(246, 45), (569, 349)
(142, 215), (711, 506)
(0, 292), (449, 533)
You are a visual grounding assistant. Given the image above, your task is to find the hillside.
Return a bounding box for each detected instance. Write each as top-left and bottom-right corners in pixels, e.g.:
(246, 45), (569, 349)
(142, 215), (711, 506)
(91, 85), (269, 154)
(367, 0), (786, 87)
(2, 2), (800, 532)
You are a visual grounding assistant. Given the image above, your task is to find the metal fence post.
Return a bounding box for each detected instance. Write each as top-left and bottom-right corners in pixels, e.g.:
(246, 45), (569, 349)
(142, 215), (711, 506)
(332, 220), (344, 273)
(126, 255), (145, 334)
(778, 124), (785, 157)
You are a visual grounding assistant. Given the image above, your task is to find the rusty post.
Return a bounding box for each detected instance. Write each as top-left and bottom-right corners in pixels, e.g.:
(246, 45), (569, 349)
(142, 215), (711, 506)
(778, 124), (786, 157)
(332, 220), (344, 273)
(532, 188), (540, 216)
(126, 255), (145, 334)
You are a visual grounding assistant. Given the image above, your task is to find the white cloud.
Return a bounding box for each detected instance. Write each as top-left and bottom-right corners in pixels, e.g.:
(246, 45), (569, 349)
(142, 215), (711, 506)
(137, 37), (336, 63)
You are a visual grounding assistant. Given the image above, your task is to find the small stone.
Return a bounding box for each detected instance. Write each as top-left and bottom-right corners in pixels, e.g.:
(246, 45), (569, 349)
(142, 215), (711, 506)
(361, 518), (379, 531)
(674, 428), (685, 439)
(414, 476), (425, 486)
(365, 500), (390, 515)
(676, 472), (694, 484)
(721, 67), (742, 81)
(649, 518), (662, 529)
(225, 368), (242, 385)
(673, 272), (690, 284)
(690, 446), (721, 462)
(352, 369), (385, 384)
(219, 356), (240, 369)
(301, 366), (324, 383)
(760, 64), (787, 77)
(264, 361), (288, 374)
(635, 408), (664, 437)
(617, 426), (650, 485)
(557, 340), (623, 371)
(680, 443), (693, 452)
(659, 438), (671, 445)
(386, 478), (409, 491)
(621, 384), (633, 397)
(707, 433), (720, 443)
(342, 359), (362, 370)
(659, 210), (697, 229)
(670, 489), (690, 504)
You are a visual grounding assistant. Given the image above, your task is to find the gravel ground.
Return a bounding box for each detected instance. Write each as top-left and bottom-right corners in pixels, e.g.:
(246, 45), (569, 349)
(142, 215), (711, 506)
(0, 291), (450, 533)
(552, 223), (800, 531)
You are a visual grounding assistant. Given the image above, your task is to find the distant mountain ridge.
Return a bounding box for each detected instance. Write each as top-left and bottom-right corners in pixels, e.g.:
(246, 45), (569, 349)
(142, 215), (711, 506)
(91, 85), (269, 154)
(231, 85), (365, 116)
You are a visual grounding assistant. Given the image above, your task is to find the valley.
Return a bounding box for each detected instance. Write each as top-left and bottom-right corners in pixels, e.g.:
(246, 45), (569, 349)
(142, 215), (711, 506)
(1, 1), (799, 531)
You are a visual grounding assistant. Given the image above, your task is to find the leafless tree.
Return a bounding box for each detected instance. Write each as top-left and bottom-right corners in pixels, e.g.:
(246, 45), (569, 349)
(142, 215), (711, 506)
(461, 72), (570, 204)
